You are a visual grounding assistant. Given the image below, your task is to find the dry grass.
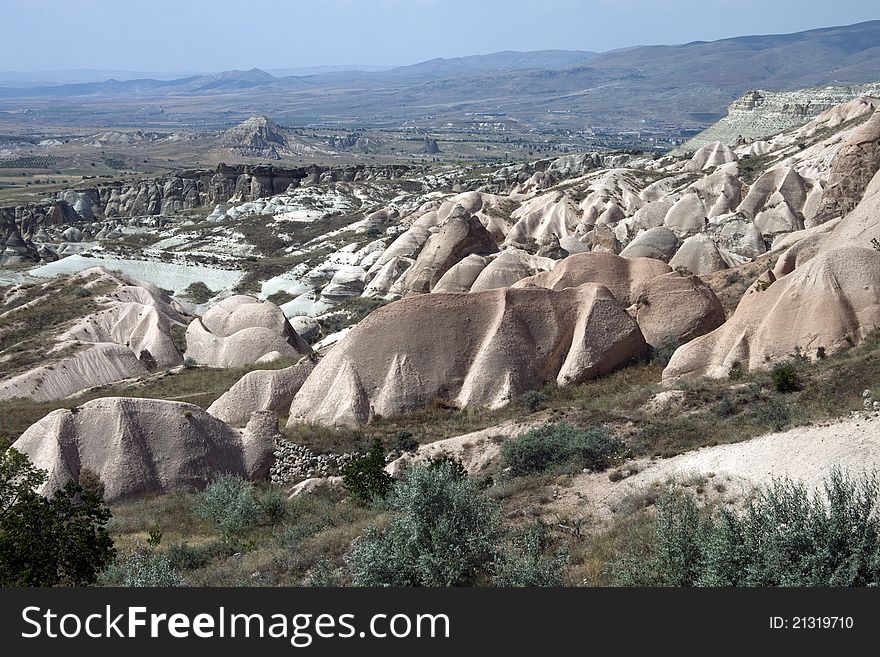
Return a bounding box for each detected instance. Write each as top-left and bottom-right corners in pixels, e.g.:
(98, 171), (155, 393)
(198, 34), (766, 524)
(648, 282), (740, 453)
(107, 486), (383, 586)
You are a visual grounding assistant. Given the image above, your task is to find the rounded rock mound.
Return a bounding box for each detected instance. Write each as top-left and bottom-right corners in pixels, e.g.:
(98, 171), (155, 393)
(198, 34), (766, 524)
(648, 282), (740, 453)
(185, 295), (309, 367)
(11, 397), (276, 502)
(513, 252), (725, 347)
(663, 245), (880, 381)
(288, 284), (647, 426)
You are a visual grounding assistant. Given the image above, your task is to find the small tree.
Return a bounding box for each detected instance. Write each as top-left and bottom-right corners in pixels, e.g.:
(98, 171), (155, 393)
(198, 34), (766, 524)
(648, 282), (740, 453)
(342, 438), (393, 506)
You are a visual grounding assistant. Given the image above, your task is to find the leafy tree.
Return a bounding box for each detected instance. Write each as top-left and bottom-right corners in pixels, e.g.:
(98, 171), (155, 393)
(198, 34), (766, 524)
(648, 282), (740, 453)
(342, 438), (393, 506)
(0, 443), (47, 519)
(0, 482), (115, 586)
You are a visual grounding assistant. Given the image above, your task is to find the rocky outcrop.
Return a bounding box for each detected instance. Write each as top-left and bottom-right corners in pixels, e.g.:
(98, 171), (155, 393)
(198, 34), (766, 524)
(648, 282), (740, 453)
(669, 234), (728, 276)
(679, 83), (880, 153)
(667, 169), (880, 380)
(398, 206), (498, 294)
(0, 225), (39, 265)
(207, 357), (315, 427)
(664, 246), (880, 380)
(811, 109), (880, 223)
(288, 284), (647, 426)
(0, 162), (415, 237)
(619, 226), (679, 261)
(11, 398), (276, 502)
(221, 115), (315, 160)
(684, 141), (737, 171)
(185, 295), (309, 368)
(0, 267), (191, 402)
(513, 252), (724, 346)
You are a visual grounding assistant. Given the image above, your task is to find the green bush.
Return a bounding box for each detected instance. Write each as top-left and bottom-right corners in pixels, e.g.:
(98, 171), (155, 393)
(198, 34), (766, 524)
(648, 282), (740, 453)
(490, 521), (568, 587)
(257, 488), (288, 526)
(749, 398), (791, 430)
(307, 560), (345, 587)
(772, 362), (799, 392)
(613, 471), (880, 586)
(426, 454), (468, 481)
(166, 541), (232, 571)
(501, 423), (624, 476)
(347, 460), (501, 586)
(181, 281), (215, 304)
(194, 474), (260, 541)
(393, 430), (418, 453)
(167, 541), (230, 571)
(342, 438), (393, 506)
(101, 546), (184, 587)
(727, 361), (745, 381)
(518, 390), (548, 413)
(613, 489), (707, 586)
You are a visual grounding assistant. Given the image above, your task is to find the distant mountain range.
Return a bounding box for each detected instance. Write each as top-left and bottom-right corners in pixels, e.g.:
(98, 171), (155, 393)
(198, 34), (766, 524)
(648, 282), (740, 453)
(1, 20), (878, 132)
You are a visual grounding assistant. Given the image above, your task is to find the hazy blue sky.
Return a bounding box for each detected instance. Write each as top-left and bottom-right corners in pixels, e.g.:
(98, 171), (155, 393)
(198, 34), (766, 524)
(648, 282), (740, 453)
(3, 0), (878, 72)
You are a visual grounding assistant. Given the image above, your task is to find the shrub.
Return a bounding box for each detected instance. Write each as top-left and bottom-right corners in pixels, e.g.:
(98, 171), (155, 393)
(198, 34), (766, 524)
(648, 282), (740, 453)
(612, 471), (880, 587)
(183, 356), (198, 369)
(724, 271), (744, 286)
(728, 361), (745, 380)
(342, 438), (393, 506)
(613, 489), (707, 586)
(165, 541), (232, 571)
(501, 423), (624, 476)
(347, 461), (502, 586)
(168, 541), (228, 571)
(181, 281), (215, 304)
(307, 560), (345, 586)
(700, 472), (880, 586)
(490, 521), (568, 587)
(146, 527), (163, 547)
(518, 390), (548, 413)
(772, 362), (799, 392)
(257, 488), (288, 526)
(79, 467), (106, 499)
(393, 430), (418, 453)
(750, 398), (791, 430)
(427, 454), (468, 481)
(101, 546), (184, 587)
(194, 474), (260, 541)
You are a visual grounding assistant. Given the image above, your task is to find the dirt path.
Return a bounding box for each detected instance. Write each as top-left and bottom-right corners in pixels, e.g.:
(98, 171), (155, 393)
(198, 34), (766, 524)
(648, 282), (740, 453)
(547, 413), (880, 523)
